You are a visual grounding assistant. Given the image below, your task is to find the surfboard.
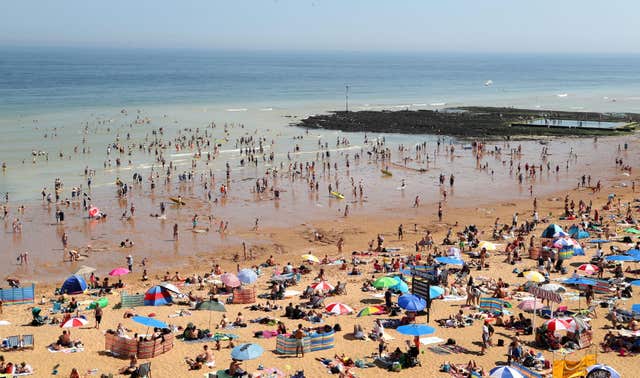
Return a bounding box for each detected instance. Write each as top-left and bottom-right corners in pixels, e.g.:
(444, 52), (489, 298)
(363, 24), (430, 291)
(381, 169), (393, 177)
(330, 191), (344, 199)
(169, 197), (186, 205)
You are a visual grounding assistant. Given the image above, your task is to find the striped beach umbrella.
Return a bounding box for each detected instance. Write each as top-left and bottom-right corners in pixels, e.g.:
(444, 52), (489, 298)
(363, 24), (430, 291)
(311, 280), (334, 293)
(489, 366), (524, 378)
(577, 264), (599, 275)
(61, 317), (88, 328)
(144, 286), (173, 306)
(545, 318), (572, 334)
(357, 305), (386, 317)
(586, 364), (621, 378)
(325, 302), (354, 315)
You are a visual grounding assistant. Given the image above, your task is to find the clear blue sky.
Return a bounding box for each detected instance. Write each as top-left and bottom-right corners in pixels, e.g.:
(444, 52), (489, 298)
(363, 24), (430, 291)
(1, 0), (637, 53)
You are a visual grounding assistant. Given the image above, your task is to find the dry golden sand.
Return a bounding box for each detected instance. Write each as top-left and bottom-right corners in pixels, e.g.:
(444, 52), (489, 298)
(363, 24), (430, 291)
(2, 175), (640, 378)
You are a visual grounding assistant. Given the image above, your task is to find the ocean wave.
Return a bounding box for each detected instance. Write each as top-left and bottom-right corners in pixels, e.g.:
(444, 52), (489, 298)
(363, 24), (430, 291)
(259, 108), (273, 111)
(412, 103), (427, 107)
(556, 93), (568, 98)
(227, 108), (248, 112)
(430, 102), (446, 107)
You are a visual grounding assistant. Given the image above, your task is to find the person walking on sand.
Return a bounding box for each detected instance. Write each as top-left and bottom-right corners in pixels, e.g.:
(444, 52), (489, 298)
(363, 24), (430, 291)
(94, 304), (103, 329)
(398, 224), (404, 240)
(413, 195), (420, 208)
(438, 202), (443, 222)
(337, 237), (344, 253)
(294, 324), (306, 358)
(173, 223), (179, 240)
(61, 232), (69, 249)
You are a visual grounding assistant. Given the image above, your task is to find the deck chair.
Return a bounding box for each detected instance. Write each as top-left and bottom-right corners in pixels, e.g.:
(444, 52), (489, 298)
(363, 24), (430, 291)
(21, 334), (34, 349)
(51, 301), (62, 314)
(332, 282), (347, 295)
(137, 362), (151, 378)
(3, 335), (20, 350)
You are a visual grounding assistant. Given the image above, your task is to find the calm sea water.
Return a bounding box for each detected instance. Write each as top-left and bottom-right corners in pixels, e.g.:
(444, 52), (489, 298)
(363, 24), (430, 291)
(1, 48), (640, 200)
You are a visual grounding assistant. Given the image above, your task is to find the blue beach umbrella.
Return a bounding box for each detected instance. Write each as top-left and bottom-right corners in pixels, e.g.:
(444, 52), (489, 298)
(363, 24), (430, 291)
(131, 316), (168, 329)
(396, 324), (435, 336)
(435, 257), (464, 265)
(489, 366), (525, 378)
(398, 294), (427, 311)
(391, 277), (409, 293)
(430, 286), (445, 299)
(605, 255), (637, 262)
(231, 343), (264, 360)
(237, 269), (258, 284)
(629, 280), (640, 287)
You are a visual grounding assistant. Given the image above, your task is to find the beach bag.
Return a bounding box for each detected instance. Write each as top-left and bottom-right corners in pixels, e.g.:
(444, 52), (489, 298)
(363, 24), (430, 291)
(333, 323), (342, 332)
(446, 338), (456, 345)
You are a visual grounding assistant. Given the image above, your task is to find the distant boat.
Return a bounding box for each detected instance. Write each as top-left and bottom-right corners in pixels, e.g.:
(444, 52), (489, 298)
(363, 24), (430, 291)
(484, 80), (493, 87)
(557, 93), (568, 98)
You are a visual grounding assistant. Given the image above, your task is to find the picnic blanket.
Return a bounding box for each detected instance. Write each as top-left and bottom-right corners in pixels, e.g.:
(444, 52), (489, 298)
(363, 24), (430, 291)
(428, 343), (469, 355)
(183, 333), (239, 343)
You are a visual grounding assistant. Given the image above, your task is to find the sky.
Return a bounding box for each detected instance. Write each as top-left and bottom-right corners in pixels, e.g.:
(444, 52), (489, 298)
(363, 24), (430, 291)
(1, 0), (638, 53)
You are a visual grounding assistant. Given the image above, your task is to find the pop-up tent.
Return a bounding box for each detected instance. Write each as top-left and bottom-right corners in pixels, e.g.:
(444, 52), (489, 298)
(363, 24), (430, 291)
(144, 285), (173, 306)
(60, 275), (88, 295)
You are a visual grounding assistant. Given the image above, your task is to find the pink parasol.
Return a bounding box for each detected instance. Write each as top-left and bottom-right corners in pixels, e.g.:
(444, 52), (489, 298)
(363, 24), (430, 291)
(109, 267), (130, 276)
(220, 273), (241, 288)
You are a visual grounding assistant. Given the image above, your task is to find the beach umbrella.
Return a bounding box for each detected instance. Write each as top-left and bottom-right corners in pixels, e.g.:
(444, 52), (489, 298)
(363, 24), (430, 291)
(540, 283), (566, 293)
(131, 315), (168, 329)
(518, 299), (544, 312)
(231, 343), (264, 360)
(630, 280), (640, 287)
(577, 264), (599, 275)
(564, 277), (597, 286)
(197, 300), (226, 329)
(220, 273), (241, 288)
(158, 282), (182, 294)
(434, 256), (464, 265)
(478, 241), (497, 251)
(109, 267), (130, 277)
(523, 271), (545, 283)
(74, 265), (96, 276)
(301, 254), (320, 263)
(447, 247), (461, 257)
(88, 206), (100, 218)
(553, 231), (570, 238)
(553, 238), (577, 249)
(430, 286), (445, 299)
(489, 366), (525, 378)
(325, 303), (354, 315)
(396, 324), (435, 336)
(61, 317), (88, 328)
(586, 364), (621, 378)
(625, 228), (640, 234)
(398, 294), (427, 311)
(391, 277), (409, 293)
(541, 224), (564, 238)
(237, 269), (258, 284)
(196, 300), (226, 312)
(144, 286), (173, 306)
(373, 276), (398, 289)
(545, 318), (572, 334)
(605, 255), (637, 262)
(357, 306), (386, 317)
(311, 280), (334, 293)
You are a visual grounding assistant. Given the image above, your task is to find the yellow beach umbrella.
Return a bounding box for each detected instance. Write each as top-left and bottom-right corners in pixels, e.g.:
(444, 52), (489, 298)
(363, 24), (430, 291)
(478, 241), (497, 251)
(523, 271), (545, 283)
(301, 254), (320, 263)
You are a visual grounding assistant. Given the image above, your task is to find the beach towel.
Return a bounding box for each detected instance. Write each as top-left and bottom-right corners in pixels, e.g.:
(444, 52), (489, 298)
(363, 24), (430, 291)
(442, 295), (467, 302)
(419, 337), (445, 345)
(48, 346), (84, 353)
(479, 297), (508, 313)
(511, 362), (543, 378)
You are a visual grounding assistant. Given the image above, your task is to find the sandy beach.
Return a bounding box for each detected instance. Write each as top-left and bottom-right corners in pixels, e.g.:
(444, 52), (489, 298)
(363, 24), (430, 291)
(0, 117), (639, 378)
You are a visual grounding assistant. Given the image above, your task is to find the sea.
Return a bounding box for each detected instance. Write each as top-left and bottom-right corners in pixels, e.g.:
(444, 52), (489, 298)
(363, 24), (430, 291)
(1, 47), (640, 201)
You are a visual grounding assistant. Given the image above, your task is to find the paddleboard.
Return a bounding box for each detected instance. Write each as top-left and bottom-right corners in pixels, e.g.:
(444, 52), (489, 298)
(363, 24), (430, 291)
(381, 169), (393, 177)
(169, 197), (186, 205)
(330, 191), (345, 199)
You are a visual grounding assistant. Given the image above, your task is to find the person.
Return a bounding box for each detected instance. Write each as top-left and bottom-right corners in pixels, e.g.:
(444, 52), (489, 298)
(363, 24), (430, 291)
(228, 359), (245, 377)
(481, 320), (491, 355)
(294, 323), (306, 357)
(353, 324), (365, 340)
(118, 354), (138, 375)
(94, 305), (103, 329)
(378, 335), (387, 356)
(16, 362), (33, 374)
(69, 368), (80, 378)
(127, 255), (133, 272)
(385, 288), (393, 310)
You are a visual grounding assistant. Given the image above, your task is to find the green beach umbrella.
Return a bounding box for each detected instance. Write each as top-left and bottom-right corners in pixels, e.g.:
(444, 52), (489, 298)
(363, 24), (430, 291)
(196, 300), (226, 330)
(373, 276), (398, 289)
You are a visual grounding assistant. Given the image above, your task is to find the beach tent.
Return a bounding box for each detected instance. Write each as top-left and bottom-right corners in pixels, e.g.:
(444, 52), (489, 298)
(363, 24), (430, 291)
(144, 285), (173, 306)
(60, 275), (88, 295)
(541, 224), (563, 238)
(568, 226), (589, 239)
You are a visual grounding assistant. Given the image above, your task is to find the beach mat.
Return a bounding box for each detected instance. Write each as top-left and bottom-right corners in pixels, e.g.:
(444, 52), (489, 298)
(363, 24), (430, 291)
(48, 346), (84, 353)
(419, 337), (445, 345)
